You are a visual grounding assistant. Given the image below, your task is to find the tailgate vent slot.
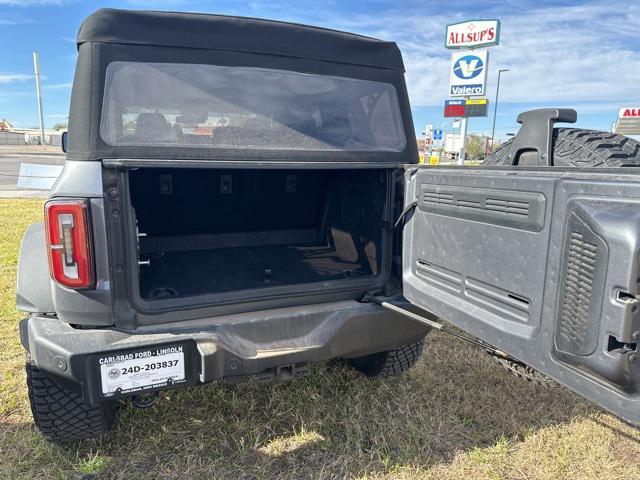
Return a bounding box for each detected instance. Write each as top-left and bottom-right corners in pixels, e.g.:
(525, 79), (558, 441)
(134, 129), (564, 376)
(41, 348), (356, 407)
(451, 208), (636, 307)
(422, 190), (454, 205)
(556, 215), (606, 356)
(558, 233), (596, 348)
(485, 198), (530, 217)
(418, 185), (545, 232)
(421, 190), (531, 217)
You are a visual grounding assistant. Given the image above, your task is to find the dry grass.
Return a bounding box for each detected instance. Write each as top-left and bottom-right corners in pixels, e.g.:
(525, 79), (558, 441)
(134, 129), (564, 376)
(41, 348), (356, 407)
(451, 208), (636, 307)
(1, 198), (639, 479)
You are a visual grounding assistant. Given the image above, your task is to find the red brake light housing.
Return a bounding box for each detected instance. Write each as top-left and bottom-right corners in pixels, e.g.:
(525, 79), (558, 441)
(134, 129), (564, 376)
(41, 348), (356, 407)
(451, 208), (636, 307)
(45, 199), (95, 289)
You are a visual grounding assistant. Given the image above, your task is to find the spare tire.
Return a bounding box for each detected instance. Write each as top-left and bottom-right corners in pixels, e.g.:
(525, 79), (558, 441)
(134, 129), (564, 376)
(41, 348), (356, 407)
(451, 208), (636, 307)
(484, 128), (640, 167)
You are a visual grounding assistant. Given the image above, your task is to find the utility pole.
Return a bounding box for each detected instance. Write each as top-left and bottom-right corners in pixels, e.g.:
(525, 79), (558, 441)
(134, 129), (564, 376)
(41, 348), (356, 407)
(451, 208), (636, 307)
(33, 51), (46, 145)
(490, 68), (509, 151)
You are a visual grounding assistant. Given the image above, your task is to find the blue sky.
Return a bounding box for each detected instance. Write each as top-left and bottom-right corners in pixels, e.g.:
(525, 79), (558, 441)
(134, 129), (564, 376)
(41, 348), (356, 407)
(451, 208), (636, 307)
(0, 0), (638, 140)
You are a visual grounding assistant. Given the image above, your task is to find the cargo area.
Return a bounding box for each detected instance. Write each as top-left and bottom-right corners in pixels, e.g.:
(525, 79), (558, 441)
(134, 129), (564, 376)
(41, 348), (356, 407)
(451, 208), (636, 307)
(128, 168), (391, 301)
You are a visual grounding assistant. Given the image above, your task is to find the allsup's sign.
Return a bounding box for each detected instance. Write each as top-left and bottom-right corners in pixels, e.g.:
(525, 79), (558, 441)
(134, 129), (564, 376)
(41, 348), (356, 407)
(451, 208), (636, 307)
(620, 108), (640, 118)
(445, 19), (500, 49)
(614, 107), (640, 135)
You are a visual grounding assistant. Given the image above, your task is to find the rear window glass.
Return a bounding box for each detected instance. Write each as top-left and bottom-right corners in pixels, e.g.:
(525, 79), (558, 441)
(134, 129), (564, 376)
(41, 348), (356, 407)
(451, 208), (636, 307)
(100, 62), (406, 152)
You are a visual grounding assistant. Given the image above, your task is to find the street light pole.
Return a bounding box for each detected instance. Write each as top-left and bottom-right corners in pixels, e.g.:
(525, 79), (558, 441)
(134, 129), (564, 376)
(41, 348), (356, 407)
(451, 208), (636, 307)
(33, 51), (46, 145)
(490, 68), (509, 151)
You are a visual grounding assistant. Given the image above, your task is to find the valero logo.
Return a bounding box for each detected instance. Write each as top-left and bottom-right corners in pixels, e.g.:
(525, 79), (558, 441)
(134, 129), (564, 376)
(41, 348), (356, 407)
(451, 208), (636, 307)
(453, 55), (484, 79)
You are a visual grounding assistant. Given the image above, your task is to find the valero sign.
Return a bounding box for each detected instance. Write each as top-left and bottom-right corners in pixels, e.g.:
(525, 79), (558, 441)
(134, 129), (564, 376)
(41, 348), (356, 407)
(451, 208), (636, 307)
(446, 19), (500, 49)
(449, 50), (489, 97)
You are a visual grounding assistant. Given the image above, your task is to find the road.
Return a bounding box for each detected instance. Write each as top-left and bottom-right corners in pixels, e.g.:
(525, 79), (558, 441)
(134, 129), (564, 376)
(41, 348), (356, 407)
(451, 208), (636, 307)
(0, 149), (65, 198)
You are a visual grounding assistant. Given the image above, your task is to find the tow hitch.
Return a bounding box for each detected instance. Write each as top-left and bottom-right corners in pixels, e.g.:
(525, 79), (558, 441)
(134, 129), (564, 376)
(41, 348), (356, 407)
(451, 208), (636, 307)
(253, 363), (311, 383)
(132, 391), (160, 409)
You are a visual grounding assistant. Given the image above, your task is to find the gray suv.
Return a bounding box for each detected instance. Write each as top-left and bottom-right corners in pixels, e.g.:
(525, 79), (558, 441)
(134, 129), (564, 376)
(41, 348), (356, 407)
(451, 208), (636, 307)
(17, 9), (640, 442)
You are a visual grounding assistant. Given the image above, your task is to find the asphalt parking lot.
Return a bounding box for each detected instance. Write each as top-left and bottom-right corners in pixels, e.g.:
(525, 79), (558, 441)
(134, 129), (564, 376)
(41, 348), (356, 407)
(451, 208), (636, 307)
(0, 146), (64, 198)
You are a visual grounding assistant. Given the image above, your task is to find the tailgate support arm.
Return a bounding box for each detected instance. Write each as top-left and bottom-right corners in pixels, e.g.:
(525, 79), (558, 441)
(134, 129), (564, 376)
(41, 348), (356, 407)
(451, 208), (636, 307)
(372, 298), (520, 360)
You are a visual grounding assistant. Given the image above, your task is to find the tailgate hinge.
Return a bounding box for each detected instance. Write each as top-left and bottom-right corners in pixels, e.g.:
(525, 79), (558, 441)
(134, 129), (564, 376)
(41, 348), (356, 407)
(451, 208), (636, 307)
(360, 290), (381, 303)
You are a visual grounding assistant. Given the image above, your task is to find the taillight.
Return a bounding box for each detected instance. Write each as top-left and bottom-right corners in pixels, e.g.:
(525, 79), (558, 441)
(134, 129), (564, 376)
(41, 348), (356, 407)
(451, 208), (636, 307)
(45, 199), (94, 289)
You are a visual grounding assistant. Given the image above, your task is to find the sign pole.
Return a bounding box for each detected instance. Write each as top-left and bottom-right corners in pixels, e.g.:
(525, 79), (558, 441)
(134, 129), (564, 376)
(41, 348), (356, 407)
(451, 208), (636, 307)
(458, 114), (468, 165)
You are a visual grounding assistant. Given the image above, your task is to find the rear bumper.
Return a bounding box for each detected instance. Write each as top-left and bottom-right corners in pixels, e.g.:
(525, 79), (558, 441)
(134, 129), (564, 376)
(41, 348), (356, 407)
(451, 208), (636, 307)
(20, 298), (429, 404)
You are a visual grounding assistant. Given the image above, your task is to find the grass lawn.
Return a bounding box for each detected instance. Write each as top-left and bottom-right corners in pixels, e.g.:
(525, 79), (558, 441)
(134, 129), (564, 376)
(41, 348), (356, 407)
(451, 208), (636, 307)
(1, 198), (639, 479)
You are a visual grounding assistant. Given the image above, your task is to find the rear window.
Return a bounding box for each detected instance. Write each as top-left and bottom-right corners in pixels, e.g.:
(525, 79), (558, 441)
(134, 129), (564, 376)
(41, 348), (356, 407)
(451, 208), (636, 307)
(100, 62), (406, 152)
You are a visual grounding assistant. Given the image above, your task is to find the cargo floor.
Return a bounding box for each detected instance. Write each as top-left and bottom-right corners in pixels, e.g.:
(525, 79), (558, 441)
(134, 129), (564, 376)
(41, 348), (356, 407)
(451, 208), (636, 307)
(138, 244), (373, 299)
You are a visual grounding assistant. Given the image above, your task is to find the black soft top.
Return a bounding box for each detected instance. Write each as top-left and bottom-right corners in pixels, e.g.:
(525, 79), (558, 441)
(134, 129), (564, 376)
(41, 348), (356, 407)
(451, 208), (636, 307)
(77, 8), (405, 71)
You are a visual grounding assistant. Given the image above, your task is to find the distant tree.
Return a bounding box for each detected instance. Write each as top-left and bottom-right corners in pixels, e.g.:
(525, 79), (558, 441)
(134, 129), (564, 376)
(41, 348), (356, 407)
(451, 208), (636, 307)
(465, 134), (485, 160)
(52, 123), (68, 131)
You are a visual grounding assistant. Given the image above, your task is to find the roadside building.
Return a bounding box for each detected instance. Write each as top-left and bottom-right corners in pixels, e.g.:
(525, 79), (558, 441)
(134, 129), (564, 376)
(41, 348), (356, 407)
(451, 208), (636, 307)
(0, 119), (63, 145)
(0, 131), (26, 145)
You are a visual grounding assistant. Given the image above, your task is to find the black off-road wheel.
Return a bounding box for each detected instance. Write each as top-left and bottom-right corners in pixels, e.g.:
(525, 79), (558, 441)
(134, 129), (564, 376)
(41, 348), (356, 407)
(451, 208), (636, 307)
(26, 363), (117, 443)
(484, 128), (640, 167)
(346, 339), (425, 377)
(484, 127), (640, 383)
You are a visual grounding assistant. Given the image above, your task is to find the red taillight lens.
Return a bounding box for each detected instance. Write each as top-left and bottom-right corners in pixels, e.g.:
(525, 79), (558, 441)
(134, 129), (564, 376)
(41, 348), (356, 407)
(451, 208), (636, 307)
(45, 199), (94, 289)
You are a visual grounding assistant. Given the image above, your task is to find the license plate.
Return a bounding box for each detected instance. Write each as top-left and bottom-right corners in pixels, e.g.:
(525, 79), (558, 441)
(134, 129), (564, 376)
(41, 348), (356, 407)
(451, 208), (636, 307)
(98, 344), (187, 398)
